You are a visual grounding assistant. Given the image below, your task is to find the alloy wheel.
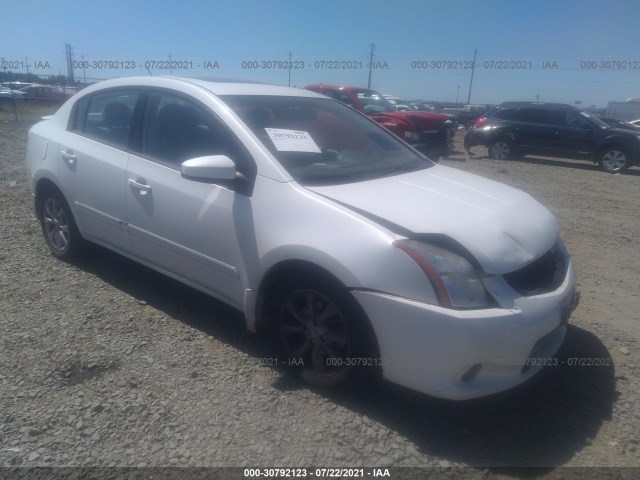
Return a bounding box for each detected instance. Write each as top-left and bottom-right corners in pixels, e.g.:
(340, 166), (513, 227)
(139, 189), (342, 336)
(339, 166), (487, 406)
(601, 150), (627, 172)
(490, 141), (511, 160)
(280, 290), (350, 378)
(42, 197), (71, 253)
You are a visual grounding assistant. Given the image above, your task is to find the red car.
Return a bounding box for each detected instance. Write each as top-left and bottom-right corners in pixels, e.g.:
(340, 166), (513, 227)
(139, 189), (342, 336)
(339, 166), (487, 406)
(305, 85), (456, 159)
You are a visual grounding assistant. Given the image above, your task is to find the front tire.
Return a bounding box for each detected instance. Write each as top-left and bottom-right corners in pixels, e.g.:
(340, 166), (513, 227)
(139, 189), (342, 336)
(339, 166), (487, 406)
(275, 276), (378, 388)
(488, 138), (514, 160)
(37, 189), (83, 258)
(600, 146), (629, 173)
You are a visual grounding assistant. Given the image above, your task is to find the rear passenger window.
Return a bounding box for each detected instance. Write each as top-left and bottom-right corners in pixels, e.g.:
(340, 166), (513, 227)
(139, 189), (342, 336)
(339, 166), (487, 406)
(493, 108), (517, 120)
(71, 90), (140, 148)
(514, 108), (549, 124)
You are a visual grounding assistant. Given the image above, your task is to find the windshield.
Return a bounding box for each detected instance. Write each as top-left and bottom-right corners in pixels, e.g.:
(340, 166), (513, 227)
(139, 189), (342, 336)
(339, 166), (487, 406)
(221, 95), (433, 186)
(353, 90), (396, 113)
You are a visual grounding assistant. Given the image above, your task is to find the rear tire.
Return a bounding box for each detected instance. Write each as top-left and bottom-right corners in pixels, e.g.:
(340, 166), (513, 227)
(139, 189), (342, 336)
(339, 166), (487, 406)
(37, 188), (83, 258)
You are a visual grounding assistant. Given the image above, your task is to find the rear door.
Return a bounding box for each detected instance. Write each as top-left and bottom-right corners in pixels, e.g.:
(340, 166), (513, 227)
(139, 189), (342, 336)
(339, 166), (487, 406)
(58, 89), (141, 250)
(510, 107), (554, 152)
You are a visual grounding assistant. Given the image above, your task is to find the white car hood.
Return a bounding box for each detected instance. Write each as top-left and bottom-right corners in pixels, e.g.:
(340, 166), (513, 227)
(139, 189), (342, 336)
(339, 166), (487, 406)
(307, 165), (558, 274)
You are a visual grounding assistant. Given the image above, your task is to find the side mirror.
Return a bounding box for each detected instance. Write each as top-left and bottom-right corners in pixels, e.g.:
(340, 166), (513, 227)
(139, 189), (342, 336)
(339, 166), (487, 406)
(181, 155), (236, 181)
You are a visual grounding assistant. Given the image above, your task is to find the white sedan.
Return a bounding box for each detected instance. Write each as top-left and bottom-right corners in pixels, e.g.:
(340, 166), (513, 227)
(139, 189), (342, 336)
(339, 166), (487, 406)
(26, 77), (579, 400)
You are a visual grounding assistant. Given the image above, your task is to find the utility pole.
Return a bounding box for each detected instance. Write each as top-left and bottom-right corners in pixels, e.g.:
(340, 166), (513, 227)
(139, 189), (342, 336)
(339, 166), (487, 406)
(64, 44), (67, 78)
(367, 43), (375, 89)
(1, 62), (19, 121)
(81, 54), (87, 84)
(64, 43), (75, 84)
(467, 47), (477, 105)
(456, 85), (461, 105)
(288, 51), (292, 86)
(25, 57), (30, 74)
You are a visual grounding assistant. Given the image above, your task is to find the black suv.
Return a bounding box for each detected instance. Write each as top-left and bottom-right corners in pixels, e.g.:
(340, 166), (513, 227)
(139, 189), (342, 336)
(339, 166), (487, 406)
(464, 102), (640, 173)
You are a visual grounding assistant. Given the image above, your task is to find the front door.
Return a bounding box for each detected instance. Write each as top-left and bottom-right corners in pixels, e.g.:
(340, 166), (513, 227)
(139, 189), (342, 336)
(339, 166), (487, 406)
(125, 90), (248, 306)
(548, 110), (595, 158)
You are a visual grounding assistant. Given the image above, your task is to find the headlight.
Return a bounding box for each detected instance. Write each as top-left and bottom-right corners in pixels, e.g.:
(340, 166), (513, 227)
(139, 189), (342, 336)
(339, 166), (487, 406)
(404, 131), (420, 142)
(394, 240), (491, 308)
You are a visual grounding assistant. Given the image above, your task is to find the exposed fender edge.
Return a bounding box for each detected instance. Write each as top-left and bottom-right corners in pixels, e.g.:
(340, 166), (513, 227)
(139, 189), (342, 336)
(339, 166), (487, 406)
(244, 289), (258, 333)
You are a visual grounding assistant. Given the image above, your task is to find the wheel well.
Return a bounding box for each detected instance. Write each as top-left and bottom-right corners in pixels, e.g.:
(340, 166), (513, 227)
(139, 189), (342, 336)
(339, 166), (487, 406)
(255, 260), (343, 334)
(490, 136), (512, 146)
(254, 261), (380, 358)
(35, 178), (63, 198)
(599, 143), (629, 156)
(34, 179), (64, 218)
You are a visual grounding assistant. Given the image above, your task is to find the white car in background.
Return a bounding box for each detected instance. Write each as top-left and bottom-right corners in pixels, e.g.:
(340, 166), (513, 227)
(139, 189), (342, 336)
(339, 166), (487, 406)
(0, 86), (26, 102)
(26, 77), (579, 400)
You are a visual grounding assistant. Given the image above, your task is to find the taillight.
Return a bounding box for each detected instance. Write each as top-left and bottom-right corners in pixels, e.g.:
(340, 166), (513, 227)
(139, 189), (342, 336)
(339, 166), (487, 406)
(474, 117), (489, 127)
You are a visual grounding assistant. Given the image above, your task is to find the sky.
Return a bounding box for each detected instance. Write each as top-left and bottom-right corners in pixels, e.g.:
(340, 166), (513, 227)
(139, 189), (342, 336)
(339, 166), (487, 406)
(2, 0), (640, 107)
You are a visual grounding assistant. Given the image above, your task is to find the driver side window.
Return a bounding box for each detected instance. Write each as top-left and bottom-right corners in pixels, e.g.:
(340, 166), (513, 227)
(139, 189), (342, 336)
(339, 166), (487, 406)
(551, 110), (587, 128)
(142, 93), (225, 165)
(140, 91), (256, 193)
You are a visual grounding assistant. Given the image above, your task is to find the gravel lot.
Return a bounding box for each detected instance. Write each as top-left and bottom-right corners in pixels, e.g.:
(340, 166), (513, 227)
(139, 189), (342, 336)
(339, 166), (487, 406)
(1, 106), (639, 478)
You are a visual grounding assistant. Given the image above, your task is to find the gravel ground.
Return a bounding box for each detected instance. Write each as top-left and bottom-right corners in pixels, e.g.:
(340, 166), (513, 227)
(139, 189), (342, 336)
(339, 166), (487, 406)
(1, 107), (639, 478)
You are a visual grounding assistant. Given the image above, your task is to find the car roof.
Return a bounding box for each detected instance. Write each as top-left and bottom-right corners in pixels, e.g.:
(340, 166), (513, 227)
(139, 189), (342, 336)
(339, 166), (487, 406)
(498, 101), (578, 110)
(1, 81), (34, 87)
(305, 84), (377, 92)
(78, 76), (324, 98)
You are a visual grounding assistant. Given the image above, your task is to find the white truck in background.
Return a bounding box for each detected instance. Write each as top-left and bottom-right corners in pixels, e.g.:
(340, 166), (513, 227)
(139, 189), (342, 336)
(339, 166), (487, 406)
(606, 98), (640, 121)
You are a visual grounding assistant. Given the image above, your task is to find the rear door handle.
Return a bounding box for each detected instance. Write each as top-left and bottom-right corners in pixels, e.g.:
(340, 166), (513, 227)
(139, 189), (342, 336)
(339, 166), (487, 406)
(61, 150), (76, 164)
(128, 178), (152, 195)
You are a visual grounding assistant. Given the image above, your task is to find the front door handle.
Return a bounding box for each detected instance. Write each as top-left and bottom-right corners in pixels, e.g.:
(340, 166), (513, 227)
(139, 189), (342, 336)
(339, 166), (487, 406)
(128, 178), (152, 195)
(61, 150), (76, 164)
